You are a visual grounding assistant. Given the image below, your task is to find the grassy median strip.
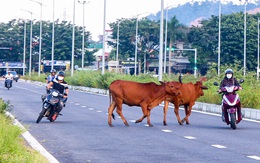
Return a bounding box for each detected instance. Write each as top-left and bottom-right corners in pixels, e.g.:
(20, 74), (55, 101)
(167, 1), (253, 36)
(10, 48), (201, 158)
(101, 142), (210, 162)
(0, 99), (49, 163)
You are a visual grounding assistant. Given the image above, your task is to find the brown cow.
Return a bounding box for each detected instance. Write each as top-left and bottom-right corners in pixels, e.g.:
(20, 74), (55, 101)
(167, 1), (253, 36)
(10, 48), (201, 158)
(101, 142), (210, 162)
(163, 77), (208, 126)
(108, 80), (181, 127)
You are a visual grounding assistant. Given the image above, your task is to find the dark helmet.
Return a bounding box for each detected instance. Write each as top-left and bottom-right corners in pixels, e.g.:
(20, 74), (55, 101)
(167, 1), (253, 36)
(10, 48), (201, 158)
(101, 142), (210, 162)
(57, 71), (65, 77)
(50, 69), (56, 73)
(225, 68), (233, 74)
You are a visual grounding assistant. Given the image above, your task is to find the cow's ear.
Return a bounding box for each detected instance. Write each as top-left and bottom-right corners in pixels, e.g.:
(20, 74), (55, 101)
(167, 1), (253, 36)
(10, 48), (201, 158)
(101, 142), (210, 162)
(199, 77), (207, 82)
(200, 85), (208, 90)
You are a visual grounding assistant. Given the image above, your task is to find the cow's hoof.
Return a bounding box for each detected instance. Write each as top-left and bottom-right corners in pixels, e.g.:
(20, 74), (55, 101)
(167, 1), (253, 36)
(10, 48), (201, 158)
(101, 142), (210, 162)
(109, 124), (114, 127)
(186, 121), (190, 125)
(125, 123), (129, 127)
(163, 122), (167, 126)
(178, 122), (183, 125)
(148, 124), (153, 127)
(135, 120), (141, 123)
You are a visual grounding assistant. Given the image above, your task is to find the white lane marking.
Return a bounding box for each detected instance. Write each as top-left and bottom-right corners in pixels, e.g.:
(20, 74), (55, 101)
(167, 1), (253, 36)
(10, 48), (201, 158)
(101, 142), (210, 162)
(88, 108), (94, 110)
(81, 106), (86, 108)
(247, 156), (260, 160)
(162, 129), (173, 133)
(129, 120), (136, 123)
(160, 104), (260, 124)
(5, 111), (59, 163)
(96, 110), (102, 113)
(211, 144), (227, 149)
(184, 136), (196, 139)
(75, 103), (80, 105)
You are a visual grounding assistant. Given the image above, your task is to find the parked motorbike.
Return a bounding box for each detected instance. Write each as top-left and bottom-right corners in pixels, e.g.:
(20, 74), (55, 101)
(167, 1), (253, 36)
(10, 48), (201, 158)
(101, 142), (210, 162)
(214, 79), (244, 129)
(5, 79), (12, 90)
(36, 89), (64, 123)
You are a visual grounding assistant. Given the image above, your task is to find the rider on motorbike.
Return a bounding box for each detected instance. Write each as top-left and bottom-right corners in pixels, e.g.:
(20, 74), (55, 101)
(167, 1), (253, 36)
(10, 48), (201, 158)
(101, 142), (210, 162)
(45, 69), (57, 94)
(46, 71), (69, 120)
(46, 69), (57, 84)
(218, 68), (242, 124)
(4, 71), (14, 87)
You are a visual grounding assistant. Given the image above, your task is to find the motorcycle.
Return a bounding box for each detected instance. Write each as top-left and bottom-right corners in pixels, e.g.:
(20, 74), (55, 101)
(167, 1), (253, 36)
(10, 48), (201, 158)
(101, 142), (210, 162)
(36, 89), (64, 123)
(214, 79), (244, 129)
(5, 79), (12, 90)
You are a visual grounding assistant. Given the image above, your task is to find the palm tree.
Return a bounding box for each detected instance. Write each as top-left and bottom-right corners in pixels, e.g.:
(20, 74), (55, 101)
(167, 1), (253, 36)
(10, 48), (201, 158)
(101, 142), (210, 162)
(166, 16), (187, 75)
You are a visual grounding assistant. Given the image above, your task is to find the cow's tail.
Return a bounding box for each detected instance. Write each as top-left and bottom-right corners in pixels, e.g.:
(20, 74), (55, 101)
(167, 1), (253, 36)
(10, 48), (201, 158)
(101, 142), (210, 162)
(109, 89), (115, 120)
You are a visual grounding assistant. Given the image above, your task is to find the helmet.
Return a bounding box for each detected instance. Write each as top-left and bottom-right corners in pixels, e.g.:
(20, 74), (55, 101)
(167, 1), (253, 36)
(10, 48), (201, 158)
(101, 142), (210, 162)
(225, 68), (233, 74)
(57, 71), (65, 77)
(50, 69), (56, 73)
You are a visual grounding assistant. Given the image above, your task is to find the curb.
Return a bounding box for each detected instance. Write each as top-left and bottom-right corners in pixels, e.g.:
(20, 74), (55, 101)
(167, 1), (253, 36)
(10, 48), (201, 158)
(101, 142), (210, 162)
(5, 111), (59, 163)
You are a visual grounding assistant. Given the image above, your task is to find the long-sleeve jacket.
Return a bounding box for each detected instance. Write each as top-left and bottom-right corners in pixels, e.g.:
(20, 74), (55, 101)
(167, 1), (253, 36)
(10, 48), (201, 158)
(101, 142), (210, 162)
(219, 77), (240, 89)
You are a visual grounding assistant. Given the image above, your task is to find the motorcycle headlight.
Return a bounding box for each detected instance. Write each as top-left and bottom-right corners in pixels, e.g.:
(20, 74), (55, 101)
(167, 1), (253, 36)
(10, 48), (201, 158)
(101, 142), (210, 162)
(52, 91), (59, 97)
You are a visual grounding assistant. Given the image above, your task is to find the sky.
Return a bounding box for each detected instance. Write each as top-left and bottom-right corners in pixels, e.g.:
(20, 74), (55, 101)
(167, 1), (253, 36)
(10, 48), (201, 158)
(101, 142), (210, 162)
(0, 0), (245, 41)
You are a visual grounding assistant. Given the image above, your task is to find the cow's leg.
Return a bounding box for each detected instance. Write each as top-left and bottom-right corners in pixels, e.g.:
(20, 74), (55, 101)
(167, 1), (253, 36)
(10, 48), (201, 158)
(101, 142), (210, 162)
(115, 104), (129, 127)
(181, 105), (189, 124)
(108, 101), (116, 127)
(163, 100), (169, 126)
(182, 104), (193, 125)
(174, 104), (183, 125)
(146, 109), (153, 127)
(135, 105), (148, 124)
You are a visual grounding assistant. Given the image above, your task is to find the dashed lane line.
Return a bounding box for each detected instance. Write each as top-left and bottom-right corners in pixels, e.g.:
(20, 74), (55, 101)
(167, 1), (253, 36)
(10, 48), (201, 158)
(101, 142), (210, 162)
(247, 156), (260, 161)
(184, 136), (196, 139)
(162, 129), (173, 133)
(211, 144), (227, 149)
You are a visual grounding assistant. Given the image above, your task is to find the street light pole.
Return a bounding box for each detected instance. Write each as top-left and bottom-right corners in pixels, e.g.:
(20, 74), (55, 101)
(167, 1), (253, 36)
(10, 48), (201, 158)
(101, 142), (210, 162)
(102, 0), (106, 75)
(257, 18), (259, 80)
(243, 0), (248, 77)
(134, 16), (139, 76)
(21, 9), (33, 76)
(218, 0), (221, 76)
(71, 0), (76, 77)
(78, 1), (90, 69)
(23, 20), (26, 76)
(163, 5), (169, 74)
(116, 20), (121, 73)
(51, 0), (55, 70)
(163, 4), (175, 74)
(158, 0), (164, 81)
(134, 12), (148, 76)
(30, 0), (43, 77)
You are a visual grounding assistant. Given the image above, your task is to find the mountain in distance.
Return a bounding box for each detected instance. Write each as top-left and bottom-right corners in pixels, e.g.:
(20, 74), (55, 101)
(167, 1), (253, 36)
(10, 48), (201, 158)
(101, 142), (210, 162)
(147, 0), (260, 26)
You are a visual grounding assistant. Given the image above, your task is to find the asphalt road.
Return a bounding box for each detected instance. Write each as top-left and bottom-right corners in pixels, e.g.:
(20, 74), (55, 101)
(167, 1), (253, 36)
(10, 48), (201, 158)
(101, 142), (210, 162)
(0, 79), (260, 163)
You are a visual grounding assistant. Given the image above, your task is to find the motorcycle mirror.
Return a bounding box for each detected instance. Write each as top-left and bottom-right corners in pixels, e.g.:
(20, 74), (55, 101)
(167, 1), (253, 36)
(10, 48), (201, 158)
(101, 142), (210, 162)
(239, 79), (244, 84)
(213, 82), (219, 86)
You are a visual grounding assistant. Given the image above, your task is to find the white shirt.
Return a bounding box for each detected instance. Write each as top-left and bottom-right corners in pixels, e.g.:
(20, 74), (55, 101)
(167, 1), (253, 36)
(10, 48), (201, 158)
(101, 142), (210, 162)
(5, 74), (14, 80)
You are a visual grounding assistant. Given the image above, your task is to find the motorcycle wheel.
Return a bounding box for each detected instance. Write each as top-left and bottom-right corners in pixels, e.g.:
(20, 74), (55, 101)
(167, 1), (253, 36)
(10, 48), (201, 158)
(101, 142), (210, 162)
(230, 113), (237, 129)
(36, 108), (46, 123)
(49, 112), (55, 122)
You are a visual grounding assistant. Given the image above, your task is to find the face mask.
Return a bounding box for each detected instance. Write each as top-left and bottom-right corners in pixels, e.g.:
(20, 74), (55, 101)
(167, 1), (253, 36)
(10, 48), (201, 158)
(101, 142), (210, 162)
(57, 76), (64, 81)
(226, 74), (232, 79)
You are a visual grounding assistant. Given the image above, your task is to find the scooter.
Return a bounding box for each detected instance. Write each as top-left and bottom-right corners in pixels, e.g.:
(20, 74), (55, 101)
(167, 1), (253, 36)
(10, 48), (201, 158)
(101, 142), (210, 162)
(36, 89), (64, 123)
(214, 79), (244, 130)
(5, 79), (12, 90)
